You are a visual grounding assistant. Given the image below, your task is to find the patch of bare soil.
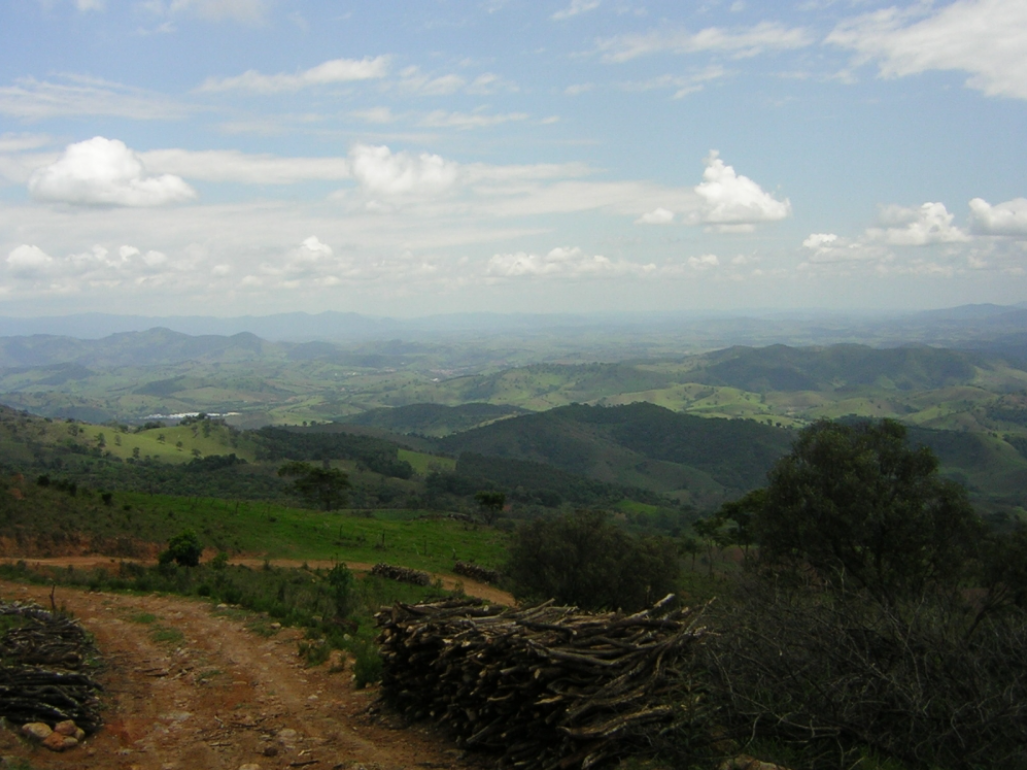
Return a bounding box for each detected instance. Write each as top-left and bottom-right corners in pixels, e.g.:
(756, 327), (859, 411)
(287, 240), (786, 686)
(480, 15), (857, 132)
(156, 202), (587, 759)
(0, 581), (487, 770)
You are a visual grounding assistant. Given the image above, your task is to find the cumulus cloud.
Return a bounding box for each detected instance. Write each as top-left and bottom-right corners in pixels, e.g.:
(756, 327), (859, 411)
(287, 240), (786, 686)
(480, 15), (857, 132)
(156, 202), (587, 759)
(800, 232), (888, 264)
(5, 241), (179, 287)
(552, 0), (600, 21)
(688, 254), (719, 270)
(199, 56), (390, 92)
(6, 245), (55, 278)
(281, 236), (339, 277)
(865, 202), (969, 246)
(636, 207), (674, 225)
(694, 151), (790, 227)
(598, 22), (813, 62)
(487, 246), (655, 278)
(827, 0), (1027, 100)
(969, 197), (1027, 236)
(349, 144), (458, 197)
(28, 137), (196, 207)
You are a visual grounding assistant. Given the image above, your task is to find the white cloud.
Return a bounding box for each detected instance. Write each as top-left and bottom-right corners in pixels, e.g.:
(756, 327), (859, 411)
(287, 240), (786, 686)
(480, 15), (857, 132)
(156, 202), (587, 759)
(0, 75), (191, 120)
(969, 197), (1027, 236)
(199, 56), (390, 93)
(466, 73), (518, 95)
(281, 236), (339, 277)
(0, 133), (52, 153)
(74, 0), (105, 11)
(694, 151), (790, 226)
(688, 254), (719, 270)
(6, 245), (55, 278)
(348, 144), (458, 197)
(564, 83), (595, 96)
(487, 246), (655, 278)
(827, 0), (1027, 100)
(598, 22), (813, 62)
(420, 110), (529, 130)
(28, 137), (196, 206)
(145, 0), (273, 25)
(800, 232), (887, 264)
(619, 67), (728, 98)
(396, 66), (466, 96)
(865, 202), (969, 246)
(141, 148), (351, 184)
(636, 207), (674, 225)
(552, 0), (600, 21)
(349, 107), (397, 124)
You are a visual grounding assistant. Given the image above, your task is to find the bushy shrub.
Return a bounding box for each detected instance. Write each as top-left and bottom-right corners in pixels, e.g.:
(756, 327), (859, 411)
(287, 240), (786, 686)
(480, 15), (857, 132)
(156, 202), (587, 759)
(506, 509), (679, 611)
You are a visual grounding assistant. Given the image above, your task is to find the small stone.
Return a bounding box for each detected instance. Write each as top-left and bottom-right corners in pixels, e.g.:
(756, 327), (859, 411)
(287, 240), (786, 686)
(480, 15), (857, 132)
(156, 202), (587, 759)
(21, 722), (52, 741)
(74, 728), (86, 741)
(276, 728), (298, 744)
(269, 622), (281, 630)
(262, 746), (279, 757)
(238, 764), (261, 770)
(42, 732), (78, 752)
(53, 720), (78, 736)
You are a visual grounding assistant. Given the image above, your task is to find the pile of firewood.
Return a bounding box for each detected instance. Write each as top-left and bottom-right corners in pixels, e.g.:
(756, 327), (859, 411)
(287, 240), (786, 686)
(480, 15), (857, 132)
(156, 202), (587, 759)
(375, 595), (708, 770)
(453, 561), (501, 585)
(0, 601), (103, 733)
(370, 563), (431, 586)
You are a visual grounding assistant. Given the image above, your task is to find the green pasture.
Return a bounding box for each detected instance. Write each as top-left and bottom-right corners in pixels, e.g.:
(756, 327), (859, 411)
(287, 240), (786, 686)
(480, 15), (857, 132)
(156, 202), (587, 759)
(397, 449), (455, 475)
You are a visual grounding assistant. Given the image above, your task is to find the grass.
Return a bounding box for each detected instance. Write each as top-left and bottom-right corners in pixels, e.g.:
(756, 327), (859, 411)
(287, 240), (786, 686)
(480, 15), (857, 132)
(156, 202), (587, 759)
(0, 480), (508, 575)
(150, 625), (185, 645)
(398, 448), (456, 475)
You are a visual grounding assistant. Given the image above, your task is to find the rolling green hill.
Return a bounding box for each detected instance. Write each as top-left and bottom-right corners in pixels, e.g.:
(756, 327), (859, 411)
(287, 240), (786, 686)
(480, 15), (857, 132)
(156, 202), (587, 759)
(337, 402), (528, 436)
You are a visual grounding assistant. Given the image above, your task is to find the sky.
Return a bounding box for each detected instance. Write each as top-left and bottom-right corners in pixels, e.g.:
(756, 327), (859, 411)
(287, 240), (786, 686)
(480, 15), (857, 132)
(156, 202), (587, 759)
(0, 0), (1026, 318)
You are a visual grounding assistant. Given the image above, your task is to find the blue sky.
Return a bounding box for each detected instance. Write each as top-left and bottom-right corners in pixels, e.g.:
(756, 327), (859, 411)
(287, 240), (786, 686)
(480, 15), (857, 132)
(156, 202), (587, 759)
(0, 0), (1025, 318)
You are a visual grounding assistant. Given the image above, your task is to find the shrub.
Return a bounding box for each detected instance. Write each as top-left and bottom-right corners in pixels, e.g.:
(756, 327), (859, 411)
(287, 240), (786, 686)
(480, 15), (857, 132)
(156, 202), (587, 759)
(506, 509), (679, 611)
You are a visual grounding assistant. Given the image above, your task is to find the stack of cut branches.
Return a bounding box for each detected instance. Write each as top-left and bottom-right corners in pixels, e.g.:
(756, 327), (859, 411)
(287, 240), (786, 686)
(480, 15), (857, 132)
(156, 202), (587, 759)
(375, 595), (708, 770)
(453, 561), (501, 585)
(370, 563), (431, 586)
(0, 601), (103, 733)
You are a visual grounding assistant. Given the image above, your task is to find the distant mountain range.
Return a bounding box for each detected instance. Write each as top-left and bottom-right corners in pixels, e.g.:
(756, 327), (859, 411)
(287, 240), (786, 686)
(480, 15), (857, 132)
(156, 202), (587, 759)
(1, 303), (1027, 347)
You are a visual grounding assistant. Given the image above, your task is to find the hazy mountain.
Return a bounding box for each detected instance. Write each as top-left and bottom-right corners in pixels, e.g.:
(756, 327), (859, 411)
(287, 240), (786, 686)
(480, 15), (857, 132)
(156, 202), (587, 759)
(0, 329), (284, 368)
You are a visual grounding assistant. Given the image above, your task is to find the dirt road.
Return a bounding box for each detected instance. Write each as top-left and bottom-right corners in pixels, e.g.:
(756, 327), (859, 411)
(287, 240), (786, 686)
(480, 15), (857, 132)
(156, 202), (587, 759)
(0, 556), (514, 606)
(0, 581), (485, 770)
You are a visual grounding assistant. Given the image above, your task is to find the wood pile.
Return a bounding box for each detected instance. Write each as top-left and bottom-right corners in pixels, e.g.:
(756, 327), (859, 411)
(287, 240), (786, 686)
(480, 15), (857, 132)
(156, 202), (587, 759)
(0, 601), (103, 733)
(370, 563), (431, 586)
(453, 561), (501, 585)
(375, 594), (707, 770)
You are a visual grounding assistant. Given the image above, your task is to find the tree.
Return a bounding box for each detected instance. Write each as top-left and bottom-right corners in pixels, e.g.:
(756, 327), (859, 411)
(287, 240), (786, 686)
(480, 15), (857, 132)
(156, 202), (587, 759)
(474, 490), (506, 525)
(506, 509), (680, 612)
(753, 418), (981, 600)
(278, 461), (351, 511)
(159, 530), (202, 567)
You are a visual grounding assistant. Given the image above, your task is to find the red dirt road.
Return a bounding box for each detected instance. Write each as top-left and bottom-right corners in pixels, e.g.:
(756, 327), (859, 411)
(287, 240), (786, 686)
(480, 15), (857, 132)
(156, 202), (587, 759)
(0, 580), (489, 770)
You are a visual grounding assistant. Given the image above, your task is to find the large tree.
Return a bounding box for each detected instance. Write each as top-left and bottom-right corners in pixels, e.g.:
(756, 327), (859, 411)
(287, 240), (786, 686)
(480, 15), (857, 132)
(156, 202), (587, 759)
(753, 418), (981, 600)
(278, 461), (351, 511)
